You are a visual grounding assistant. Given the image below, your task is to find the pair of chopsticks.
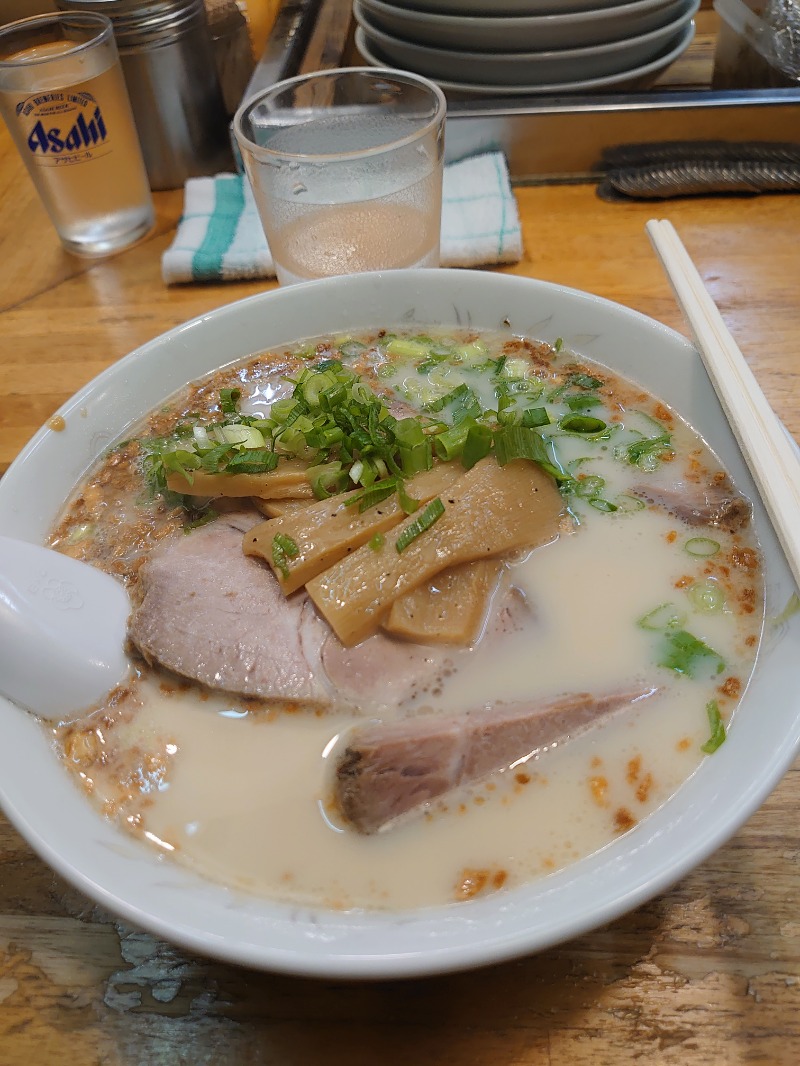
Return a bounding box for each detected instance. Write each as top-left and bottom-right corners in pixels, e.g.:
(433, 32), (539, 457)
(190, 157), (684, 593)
(646, 219), (800, 593)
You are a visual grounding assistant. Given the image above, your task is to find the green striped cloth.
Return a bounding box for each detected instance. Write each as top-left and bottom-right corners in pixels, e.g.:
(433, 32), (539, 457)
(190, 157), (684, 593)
(161, 151), (522, 283)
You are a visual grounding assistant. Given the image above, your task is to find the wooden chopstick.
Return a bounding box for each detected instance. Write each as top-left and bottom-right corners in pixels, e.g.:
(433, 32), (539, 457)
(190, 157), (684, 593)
(645, 218), (800, 593)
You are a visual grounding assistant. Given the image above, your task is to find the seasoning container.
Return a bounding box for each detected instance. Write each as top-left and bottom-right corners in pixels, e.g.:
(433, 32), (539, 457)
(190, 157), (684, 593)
(56, 0), (233, 190)
(204, 0), (255, 118)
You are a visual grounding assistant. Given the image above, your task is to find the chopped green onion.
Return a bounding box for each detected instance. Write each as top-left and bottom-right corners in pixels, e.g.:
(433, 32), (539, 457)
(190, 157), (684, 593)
(559, 415), (607, 434)
(308, 461), (347, 500)
(425, 383), (482, 425)
(461, 424), (493, 470)
(184, 509), (218, 532)
(273, 533), (299, 558)
(397, 479), (421, 515)
(219, 388), (241, 416)
(434, 419), (474, 462)
(574, 475), (605, 499)
(686, 579), (726, 614)
(638, 602), (686, 631)
(520, 407), (550, 428)
(226, 449), (279, 474)
(554, 338), (564, 352)
(658, 629), (725, 678)
(396, 497), (445, 553)
(701, 700), (726, 754)
(339, 340), (366, 359)
(565, 394), (603, 411)
(684, 537), (720, 557)
(271, 533), (299, 579)
(615, 494), (646, 514)
(368, 532), (385, 551)
(588, 497), (618, 512)
(493, 426), (568, 484)
(345, 476), (398, 513)
(620, 433), (673, 471)
(567, 372), (604, 390)
(387, 338), (435, 360)
(454, 340), (489, 364)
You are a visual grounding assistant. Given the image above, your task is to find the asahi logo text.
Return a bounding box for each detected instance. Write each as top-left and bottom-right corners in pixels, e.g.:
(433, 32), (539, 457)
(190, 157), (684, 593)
(18, 91), (110, 165)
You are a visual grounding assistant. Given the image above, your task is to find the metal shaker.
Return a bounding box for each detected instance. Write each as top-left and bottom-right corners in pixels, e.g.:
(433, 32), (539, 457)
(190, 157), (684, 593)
(56, 0), (233, 190)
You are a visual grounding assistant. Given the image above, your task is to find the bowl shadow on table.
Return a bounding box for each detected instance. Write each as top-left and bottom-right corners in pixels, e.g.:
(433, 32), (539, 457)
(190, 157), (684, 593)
(3, 787), (793, 1065)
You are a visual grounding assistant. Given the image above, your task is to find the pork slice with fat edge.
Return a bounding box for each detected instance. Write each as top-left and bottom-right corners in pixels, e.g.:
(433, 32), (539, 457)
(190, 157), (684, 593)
(334, 686), (660, 834)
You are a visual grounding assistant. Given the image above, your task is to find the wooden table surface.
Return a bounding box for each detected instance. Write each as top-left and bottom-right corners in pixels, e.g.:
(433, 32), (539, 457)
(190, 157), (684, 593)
(2, 111), (800, 1063)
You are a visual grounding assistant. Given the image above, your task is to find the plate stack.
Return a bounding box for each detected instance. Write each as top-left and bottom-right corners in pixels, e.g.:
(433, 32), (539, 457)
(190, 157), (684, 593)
(353, 0), (700, 96)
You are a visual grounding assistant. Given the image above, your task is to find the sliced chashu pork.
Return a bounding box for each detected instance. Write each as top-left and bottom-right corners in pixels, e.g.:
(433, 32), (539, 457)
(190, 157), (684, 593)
(335, 686), (660, 833)
(128, 513), (532, 710)
(128, 513), (332, 705)
(632, 474), (751, 533)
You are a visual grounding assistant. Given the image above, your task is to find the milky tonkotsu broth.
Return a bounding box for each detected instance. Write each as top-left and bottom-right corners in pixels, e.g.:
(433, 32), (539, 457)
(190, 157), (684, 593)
(48, 328), (763, 911)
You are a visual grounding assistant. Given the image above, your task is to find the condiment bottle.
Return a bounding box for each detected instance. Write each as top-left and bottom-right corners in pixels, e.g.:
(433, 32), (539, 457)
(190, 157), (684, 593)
(56, 0), (233, 190)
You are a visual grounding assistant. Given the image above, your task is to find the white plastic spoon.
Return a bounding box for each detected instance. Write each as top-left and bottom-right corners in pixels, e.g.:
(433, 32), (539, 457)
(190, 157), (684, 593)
(0, 536), (131, 722)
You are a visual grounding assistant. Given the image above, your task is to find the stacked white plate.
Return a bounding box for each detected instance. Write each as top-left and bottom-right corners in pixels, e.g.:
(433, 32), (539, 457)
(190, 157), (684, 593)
(353, 0), (699, 96)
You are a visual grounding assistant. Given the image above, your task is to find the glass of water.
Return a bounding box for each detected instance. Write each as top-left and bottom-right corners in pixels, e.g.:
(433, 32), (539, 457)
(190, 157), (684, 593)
(233, 67), (446, 286)
(0, 12), (154, 257)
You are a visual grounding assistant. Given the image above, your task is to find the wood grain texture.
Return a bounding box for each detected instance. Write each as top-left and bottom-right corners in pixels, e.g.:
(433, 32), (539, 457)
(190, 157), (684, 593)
(1, 116), (800, 1065)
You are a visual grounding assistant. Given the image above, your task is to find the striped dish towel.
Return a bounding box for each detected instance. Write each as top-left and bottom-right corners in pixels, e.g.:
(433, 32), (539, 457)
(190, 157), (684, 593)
(161, 151), (522, 284)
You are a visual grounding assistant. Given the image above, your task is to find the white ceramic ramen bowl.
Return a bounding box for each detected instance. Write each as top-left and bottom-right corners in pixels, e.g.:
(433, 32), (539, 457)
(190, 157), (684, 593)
(1, 270), (798, 979)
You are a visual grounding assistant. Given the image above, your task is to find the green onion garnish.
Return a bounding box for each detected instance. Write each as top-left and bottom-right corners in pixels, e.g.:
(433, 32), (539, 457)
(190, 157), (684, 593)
(684, 537), (720, 557)
(309, 461), (348, 500)
(345, 476), (398, 513)
(701, 700), (726, 754)
(559, 415), (607, 434)
(493, 426), (569, 484)
(368, 532), (385, 551)
(396, 497), (445, 553)
(184, 509), (218, 532)
(397, 479), (421, 516)
(658, 629), (725, 678)
(461, 424), (493, 470)
(434, 419), (474, 463)
(615, 494), (646, 513)
(588, 498), (618, 512)
(226, 449), (279, 474)
(574, 475), (605, 499)
(637, 602), (686, 631)
(620, 433), (673, 471)
(567, 372), (603, 390)
(565, 394), (602, 411)
(273, 532), (299, 557)
(520, 407), (550, 428)
(686, 579), (726, 614)
(219, 388), (241, 416)
(425, 383), (482, 424)
(271, 532), (299, 579)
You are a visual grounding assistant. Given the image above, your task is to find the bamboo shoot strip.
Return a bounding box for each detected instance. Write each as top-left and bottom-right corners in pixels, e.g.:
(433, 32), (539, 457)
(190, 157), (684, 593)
(166, 460), (313, 499)
(244, 463), (464, 595)
(306, 458), (563, 646)
(384, 560), (503, 645)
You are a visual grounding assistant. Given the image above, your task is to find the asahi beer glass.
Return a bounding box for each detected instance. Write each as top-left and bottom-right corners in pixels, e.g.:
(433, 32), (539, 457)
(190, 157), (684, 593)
(0, 13), (154, 257)
(233, 68), (446, 286)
